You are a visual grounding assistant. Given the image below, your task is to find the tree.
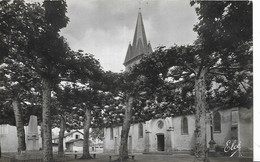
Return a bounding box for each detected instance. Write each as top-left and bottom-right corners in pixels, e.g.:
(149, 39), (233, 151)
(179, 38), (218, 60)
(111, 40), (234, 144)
(0, 60), (42, 153)
(0, 0), (43, 153)
(133, 1), (252, 162)
(0, 1), (105, 161)
(51, 86), (79, 156)
(90, 128), (104, 141)
(103, 72), (150, 161)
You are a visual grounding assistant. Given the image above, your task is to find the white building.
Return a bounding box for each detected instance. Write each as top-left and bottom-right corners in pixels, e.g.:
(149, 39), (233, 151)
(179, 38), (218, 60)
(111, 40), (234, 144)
(52, 130), (84, 152)
(52, 130), (103, 152)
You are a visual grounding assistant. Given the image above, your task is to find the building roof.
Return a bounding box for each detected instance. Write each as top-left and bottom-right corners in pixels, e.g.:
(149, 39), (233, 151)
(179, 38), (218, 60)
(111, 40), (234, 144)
(124, 11), (153, 67)
(66, 139), (84, 144)
(64, 130), (83, 137)
(52, 130), (84, 140)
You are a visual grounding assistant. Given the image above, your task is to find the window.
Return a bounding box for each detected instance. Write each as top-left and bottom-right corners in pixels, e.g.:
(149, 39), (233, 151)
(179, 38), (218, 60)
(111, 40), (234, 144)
(157, 120), (164, 129)
(75, 135), (79, 139)
(110, 128), (113, 140)
(139, 123), (143, 138)
(213, 112), (221, 132)
(181, 116), (188, 134)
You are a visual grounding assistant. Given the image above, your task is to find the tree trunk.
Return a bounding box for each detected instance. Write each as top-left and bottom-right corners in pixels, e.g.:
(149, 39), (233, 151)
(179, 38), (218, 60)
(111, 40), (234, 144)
(58, 115), (66, 156)
(12, 97), (26, 153)
(118, 96), (133, 162)
(194, 69), (209, 162)
(80, 108), (93, 159)
(42, 78), (53, 162)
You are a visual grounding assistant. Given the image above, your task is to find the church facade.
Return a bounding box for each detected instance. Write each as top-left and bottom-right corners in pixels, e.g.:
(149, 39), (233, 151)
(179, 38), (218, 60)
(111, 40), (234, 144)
(103, 107), (252, 155)
(103, 11), (253, 156)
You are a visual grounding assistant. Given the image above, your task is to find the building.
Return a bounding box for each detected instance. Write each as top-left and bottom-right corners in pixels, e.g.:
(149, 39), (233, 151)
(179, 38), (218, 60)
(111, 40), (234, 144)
(52, 130), (84, 152)
(52, 130), (103, 152)
(103, 11), (253, 156)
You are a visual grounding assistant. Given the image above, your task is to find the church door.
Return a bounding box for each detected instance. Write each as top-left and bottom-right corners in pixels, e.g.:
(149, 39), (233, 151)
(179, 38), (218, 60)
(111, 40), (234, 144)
(157, 134), (165, 151)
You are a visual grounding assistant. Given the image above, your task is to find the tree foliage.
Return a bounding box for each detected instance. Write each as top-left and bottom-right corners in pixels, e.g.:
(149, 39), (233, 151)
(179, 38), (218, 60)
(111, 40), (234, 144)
(131, 1), (252, 161)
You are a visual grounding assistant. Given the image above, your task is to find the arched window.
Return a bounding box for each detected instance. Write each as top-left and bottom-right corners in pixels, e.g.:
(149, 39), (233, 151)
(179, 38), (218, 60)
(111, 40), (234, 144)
(139, 123), (143, 138)
(110, 128), (113, 140)
(213, 112), (221, 132)
(181, 116), (188, 134)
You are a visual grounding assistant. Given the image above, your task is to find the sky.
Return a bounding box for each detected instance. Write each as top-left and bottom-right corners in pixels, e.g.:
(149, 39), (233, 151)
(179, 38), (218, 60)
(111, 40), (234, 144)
(60, 0), (198, 72)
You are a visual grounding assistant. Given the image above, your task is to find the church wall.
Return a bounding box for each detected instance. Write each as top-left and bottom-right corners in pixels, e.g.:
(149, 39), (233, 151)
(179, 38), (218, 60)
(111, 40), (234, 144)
(102, 107), (253, 154)
(147, 119), (170, 152)
(103, 127), (114, 153)
(103, 126), (122, 153)
(172, 115), (196, 151)
(238, 107), (253, 152)
(128, 123), (145, 153)
(210, 109), (232, 147)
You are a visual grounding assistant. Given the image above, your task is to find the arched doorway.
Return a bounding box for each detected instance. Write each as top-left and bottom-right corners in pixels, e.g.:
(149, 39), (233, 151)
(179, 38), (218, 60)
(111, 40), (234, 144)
(157, 134), (165, 151)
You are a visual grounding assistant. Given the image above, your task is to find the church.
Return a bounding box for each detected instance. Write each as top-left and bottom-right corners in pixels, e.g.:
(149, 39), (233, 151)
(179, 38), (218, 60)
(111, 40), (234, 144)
(103, 11), (253, 156)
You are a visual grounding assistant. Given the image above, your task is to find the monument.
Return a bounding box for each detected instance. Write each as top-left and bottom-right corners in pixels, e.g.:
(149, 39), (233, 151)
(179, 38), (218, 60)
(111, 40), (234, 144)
(27, 115), (39, 151)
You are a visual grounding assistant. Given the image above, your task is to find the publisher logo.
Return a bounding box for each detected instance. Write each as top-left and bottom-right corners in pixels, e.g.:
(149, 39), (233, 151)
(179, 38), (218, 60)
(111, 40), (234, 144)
(224, 140), (241, 157)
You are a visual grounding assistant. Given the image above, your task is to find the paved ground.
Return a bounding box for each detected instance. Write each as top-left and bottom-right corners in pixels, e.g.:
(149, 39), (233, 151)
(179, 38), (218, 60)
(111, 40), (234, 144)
(1, 152), (253, 162)
(68, 153), (253, 162)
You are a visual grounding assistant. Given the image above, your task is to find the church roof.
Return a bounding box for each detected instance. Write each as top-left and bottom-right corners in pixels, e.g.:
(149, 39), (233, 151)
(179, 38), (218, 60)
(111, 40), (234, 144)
(124, 11), (152, 66)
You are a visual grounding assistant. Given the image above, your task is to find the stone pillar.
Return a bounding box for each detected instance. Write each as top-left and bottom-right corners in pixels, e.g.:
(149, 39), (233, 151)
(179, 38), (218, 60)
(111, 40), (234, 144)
(231, 108), (240, 157)
(128, 136), (132, 154)
(27, 115), (39, 151)
(208, 112), (216, 152)
(114, 137), (118, 154)
(144, 131), (151, 153)
(166, 128), (174, 153)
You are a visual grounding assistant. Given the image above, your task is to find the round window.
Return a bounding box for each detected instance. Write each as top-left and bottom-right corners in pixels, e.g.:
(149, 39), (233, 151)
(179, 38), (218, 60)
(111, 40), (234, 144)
(157, 120), (164, 129)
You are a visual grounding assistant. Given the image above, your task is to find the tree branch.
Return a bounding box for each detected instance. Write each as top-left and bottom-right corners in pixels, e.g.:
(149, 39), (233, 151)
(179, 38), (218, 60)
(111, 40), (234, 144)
(183, 62), (197, 76)
(168, 72), (192, 79)
(239, 81), (248, 93)
(208, 72), (227, 76)
(197, 55), (205, 78)
(206, 56), (221, 69)
(209, 66), (241, 71)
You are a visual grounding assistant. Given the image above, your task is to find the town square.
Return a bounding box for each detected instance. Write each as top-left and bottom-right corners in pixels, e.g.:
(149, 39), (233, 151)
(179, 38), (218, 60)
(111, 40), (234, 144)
(0, 0), (254, 162)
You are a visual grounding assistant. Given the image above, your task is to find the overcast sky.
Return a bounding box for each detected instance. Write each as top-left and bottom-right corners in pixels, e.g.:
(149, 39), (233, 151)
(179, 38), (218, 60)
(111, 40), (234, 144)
(60, 0), (198, 72)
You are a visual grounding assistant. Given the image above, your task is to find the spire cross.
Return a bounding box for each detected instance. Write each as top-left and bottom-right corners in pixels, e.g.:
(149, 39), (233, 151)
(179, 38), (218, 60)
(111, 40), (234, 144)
(138, 0), (142, 12)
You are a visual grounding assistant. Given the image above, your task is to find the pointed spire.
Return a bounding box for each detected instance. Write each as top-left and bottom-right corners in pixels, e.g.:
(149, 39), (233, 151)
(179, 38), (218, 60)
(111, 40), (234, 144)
(124, 11), (152, 67)
(132, 11), (148, 50)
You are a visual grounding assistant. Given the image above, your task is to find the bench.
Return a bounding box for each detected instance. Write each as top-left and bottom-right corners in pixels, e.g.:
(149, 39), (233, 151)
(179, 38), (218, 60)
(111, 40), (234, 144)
(108, 154), (135, 162)
(65, 153), (96, 159)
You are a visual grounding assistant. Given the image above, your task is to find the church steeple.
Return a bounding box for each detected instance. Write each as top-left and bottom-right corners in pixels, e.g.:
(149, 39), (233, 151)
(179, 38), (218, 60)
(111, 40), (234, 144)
(124, 11), (152, 69)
